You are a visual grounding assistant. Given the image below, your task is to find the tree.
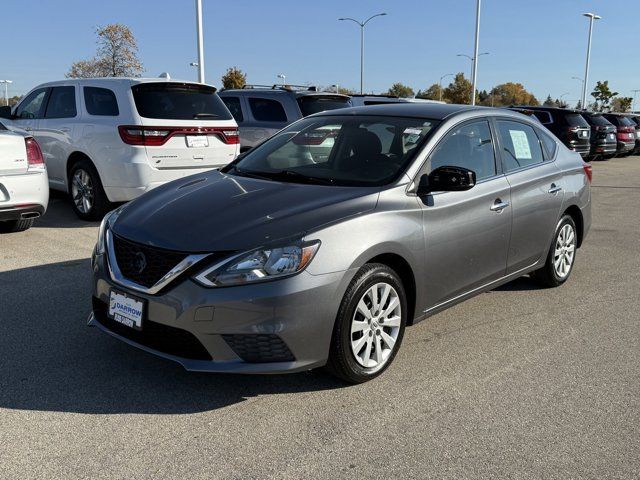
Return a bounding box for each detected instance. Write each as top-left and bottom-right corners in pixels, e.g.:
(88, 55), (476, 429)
(416, 83), (443, 101)
(4, 95), (22, 107)
(543, 94), (555, 107)
(66, 24), (143, 78)
(221, 67), (247, 89)
(387, 83), (414, 98)
(442, 73), (472, 104)
(320, 85), (356, 95)
(590, 80), (618, 112)
(554, 98), (568, 108)
(489, 82), (539, 107)
(611, 97), (633, 113)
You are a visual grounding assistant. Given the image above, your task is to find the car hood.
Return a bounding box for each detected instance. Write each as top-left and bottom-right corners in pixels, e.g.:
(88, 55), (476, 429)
(111, 171), (379, 252)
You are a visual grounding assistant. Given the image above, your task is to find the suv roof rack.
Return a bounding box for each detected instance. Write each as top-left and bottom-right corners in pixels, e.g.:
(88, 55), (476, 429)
(241, 84), (318, 92)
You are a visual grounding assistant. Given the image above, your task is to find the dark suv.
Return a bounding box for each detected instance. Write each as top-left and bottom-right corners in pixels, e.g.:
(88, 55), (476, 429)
(625, 114), (640, 154)
(512, 106), (591, 158)
(581, 112), (617, 160)
(603, 113), (637, 156)
(219, 85), (351, 151)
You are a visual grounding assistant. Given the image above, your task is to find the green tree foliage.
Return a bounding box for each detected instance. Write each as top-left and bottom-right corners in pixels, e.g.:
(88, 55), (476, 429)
(221, 67), (247, 89)
(590, 81), (618, 112)
(321, 86), (356, 95)
(489, 82), (539, 107)
(387, 83), (415, 98)
(416, 84), (443, 101)
(611, 97), (633, 113)
(543, 94), (555, 106)
(443, 73), (472, 105)
(3, 95), (22, 107)
(66, 24), (143, 78)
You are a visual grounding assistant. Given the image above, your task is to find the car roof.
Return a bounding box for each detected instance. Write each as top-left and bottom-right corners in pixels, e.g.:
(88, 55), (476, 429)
(513, 105), (586, 115)
(30, 77), (210, 89)
(219, 88), (349, 99)
(315, 103), (492, 120)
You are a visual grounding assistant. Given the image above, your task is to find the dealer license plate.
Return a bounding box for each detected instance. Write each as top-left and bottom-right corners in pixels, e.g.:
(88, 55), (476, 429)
(108, 289), (144, 330)
(186, 135), (209, 148)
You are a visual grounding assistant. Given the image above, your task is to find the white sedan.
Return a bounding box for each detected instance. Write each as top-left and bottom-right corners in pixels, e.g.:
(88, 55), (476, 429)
(0, 121), (48, 232)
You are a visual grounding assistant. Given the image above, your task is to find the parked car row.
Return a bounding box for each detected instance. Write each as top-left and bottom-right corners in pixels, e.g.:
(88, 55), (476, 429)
(508, 105), (640, 161)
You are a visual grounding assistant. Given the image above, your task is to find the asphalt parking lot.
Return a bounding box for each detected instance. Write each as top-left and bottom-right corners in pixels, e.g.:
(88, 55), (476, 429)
(1, 157), (639, 479)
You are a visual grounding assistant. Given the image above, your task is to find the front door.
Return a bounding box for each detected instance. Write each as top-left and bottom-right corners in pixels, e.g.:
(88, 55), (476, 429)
(12, 87), (49, 138)
(419, 119), (512, 309)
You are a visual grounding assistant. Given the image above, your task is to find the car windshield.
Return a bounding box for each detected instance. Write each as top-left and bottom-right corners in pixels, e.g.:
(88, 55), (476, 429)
(586, 114), (612, 126)
(296, 95), (352, 116)
(131, 82), (232, 120)
(222, 115), (439, 186)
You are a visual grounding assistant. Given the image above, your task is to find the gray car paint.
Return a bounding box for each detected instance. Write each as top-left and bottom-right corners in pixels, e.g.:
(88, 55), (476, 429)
(90, 104), (591, 373)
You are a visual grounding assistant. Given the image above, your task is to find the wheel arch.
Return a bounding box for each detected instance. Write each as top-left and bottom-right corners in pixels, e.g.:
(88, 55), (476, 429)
(562, 204), (584, 248)
(66, 151), (97, 191)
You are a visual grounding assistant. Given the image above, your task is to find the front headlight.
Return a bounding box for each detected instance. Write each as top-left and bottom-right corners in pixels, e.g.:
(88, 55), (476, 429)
(194, 240), (320, 287)
(95, 206), (123, 255)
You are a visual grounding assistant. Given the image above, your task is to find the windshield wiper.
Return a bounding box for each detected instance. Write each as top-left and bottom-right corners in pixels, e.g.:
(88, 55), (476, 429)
(268, 170), (335, 185)
(193, 113), (219, 118)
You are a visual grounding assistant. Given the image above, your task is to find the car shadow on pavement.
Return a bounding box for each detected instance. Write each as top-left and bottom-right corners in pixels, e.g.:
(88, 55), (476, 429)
(493, 275), (540, 292)
(0, 259), (345, 415)
(33, 191), (101, 229)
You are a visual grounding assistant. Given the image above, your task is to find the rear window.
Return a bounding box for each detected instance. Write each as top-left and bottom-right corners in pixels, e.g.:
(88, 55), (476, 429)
(564, 113), (589, 128)
(537, 128), (558, 159)
(532, 111), (553, 125)
(84, 87), (119, 116)
(618, 116), (635, 126)
(132, 83), (232, 120)
(297, 95), (351, 117)
(585, 114), (612, 127)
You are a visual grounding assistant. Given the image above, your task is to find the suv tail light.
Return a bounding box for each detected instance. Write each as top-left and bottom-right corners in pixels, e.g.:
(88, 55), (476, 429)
(118, 126), (240, 146)
(25, 137), (45, 171)
(583, 162), (593, 183)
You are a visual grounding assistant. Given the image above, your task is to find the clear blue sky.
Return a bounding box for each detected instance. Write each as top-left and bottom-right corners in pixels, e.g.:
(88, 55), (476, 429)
(3, 0), (638, 105)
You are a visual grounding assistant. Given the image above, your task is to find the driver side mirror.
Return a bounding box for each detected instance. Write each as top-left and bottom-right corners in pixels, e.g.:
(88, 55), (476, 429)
(416, 166), (476, 196)
(0, 106), (12, 119)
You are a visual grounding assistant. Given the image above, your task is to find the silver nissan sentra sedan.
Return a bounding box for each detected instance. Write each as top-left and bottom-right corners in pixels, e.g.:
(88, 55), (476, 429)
(88, 104), (592, 383)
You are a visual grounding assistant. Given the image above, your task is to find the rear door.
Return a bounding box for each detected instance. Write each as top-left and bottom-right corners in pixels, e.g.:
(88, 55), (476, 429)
(37, 84), (78, 186)
(494, 119), (564, 274)
(131, 82), (239, 170)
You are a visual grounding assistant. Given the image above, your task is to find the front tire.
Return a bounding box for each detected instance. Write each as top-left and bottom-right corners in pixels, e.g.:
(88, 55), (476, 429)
(326, 263), (407, 384)
(0, 218), (34, 233)
(68, 159), (112, 221)
(532, 215), (577, 288)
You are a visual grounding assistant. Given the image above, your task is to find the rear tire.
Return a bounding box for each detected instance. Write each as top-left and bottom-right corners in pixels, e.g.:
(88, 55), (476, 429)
(326, 263), (407, 384)
(68, 159), (112, 221)
(0, 218), (34, 233)
(531, 215), (577, 288)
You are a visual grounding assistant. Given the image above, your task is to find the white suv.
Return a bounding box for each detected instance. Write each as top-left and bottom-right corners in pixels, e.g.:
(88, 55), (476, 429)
(1, 78), (239, 219)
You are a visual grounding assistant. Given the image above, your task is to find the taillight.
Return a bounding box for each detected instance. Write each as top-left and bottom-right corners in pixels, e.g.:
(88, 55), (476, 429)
(25, 137), (45, 171)
(583, 163), (593, 183)
(118, 126), (240, 146)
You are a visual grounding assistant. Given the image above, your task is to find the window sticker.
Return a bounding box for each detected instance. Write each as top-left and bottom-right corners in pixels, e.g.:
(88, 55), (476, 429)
(509, 129), (532, 159)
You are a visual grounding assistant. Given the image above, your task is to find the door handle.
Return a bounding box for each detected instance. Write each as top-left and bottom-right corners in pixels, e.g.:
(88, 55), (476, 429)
(490, 199), (510, 212)
(548, 184), (562, 194)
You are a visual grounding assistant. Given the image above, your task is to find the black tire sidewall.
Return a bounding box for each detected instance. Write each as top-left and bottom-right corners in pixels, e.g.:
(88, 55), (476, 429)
(331, 264), (407, 382)
(548, 215), (577, 285)
(68, 160), (110, 221)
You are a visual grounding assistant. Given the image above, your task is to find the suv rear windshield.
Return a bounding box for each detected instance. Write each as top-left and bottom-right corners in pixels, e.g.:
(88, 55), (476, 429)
(132, 83), (232, 120)
(564, 113), (589, 128)
(617, 116), (635, 126)
(586, 114), (612, 127)
(297, 95), (351, 117)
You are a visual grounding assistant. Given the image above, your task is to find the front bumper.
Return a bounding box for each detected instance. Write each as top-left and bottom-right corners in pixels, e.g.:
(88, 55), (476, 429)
(90, 252), (354, 374)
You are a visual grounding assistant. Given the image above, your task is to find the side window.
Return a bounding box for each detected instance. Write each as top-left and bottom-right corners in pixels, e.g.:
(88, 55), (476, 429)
(84, 87), (119, 116)
(537, 128), (558, 160)
(496, 120), (545, 172)
(249, 98), (287, 122)
(428, 120), (496, 181)
(221, 96), (244, 123)
(45, 86), (77, 119)
(533, 111), (552, 125)
(15, 88), (48, 119)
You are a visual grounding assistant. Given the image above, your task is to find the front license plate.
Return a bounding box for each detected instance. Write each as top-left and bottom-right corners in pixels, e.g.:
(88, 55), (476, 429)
(186, 135), (209, 148)
(108, 289), (144, 330)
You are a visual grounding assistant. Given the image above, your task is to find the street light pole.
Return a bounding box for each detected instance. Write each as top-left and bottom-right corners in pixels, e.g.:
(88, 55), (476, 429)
(195, 0), (205, 83)
(581, 12), (601, 109)
(0, 80), (12, 106)
(439, 73), (454, 102)
(471, 0), (482, 106)
(338, 13), (387, 94)
(457, 52), (489, 103)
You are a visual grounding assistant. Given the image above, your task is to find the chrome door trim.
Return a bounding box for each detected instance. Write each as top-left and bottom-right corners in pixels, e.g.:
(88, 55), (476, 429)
(105, 229), (210, 295)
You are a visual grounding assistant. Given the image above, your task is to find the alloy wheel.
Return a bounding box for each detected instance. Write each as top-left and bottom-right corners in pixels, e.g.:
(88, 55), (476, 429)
(554, 223), (576, 279)
(350, 282), (402, 370)
(71, 169), (94, 214)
